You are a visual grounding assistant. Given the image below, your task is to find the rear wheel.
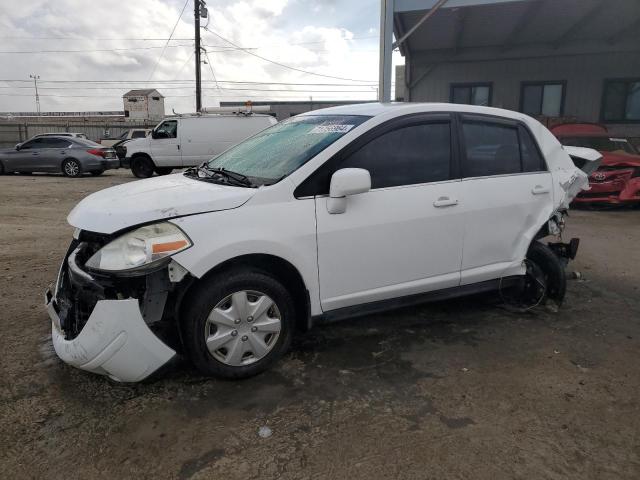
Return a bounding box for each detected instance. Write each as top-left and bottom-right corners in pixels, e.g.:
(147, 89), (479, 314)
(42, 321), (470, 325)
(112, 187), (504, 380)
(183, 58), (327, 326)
(62, 159), (82, 178)
(155, 167), (173, 175)
(518, 241), (567, 307)
(131, 156), (155, 178)
(181, 269), (295, 379)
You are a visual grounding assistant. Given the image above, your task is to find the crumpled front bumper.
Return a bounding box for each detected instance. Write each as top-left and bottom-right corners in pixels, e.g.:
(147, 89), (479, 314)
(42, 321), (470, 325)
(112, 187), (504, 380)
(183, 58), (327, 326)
(45, 290), (175, 382)
(44, 238), (179, 383)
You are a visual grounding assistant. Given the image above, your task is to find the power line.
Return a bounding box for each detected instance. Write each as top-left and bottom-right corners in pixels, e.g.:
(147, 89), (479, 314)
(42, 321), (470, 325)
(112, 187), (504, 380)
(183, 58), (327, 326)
(148, 0), (190, 81)
(0, 85), (376, 92)
(203, 50), (220, 90)
(0, 79), (378, 87)
(202, 27), (376, 83)
(0, 44), (204, 54)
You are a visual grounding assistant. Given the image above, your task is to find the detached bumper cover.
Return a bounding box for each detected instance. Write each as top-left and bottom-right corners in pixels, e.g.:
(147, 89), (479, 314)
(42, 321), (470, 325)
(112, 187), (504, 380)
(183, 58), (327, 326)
(46, 291), (175, 382)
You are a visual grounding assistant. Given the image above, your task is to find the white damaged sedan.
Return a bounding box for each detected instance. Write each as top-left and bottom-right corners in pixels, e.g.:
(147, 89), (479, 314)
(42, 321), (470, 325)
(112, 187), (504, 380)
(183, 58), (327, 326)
(45, 103), (601, 382)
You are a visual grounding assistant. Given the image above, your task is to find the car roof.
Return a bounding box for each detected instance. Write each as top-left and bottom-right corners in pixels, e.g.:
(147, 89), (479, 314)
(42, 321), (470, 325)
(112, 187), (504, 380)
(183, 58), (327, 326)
(36, 132), (84, 136)
(300, 102), (534, 123)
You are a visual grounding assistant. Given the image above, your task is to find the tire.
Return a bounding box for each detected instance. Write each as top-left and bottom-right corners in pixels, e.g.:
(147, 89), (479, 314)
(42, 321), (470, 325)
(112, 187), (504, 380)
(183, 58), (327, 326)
(131, 156), (155, 178)
(62, 159), (82, 177)
(181, 269), (295, 379)
(90, 170), (104, 176)
(155, 167), (173, 175)
(525, 241), (567, 305)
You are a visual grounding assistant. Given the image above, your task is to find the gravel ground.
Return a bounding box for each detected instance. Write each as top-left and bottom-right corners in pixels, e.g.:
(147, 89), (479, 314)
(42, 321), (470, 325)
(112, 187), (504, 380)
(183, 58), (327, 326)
(1, 170), (639, 479)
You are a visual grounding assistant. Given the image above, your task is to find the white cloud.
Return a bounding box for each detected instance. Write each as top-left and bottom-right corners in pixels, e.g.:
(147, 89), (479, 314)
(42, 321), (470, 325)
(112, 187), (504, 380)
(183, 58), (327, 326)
(0, 0), (402, 114)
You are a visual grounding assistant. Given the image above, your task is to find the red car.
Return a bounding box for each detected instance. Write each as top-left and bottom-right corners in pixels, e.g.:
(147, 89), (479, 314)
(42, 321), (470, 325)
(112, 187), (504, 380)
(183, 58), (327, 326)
(551, 123), (640, 205)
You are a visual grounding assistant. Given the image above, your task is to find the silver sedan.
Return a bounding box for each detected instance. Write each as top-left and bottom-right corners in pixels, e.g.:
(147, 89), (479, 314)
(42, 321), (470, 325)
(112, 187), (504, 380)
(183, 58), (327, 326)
(0, 136), (119, 177)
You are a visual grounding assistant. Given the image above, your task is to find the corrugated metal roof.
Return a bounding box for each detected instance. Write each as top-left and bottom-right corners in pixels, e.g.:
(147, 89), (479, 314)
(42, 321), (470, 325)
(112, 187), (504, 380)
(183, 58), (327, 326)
(123, 89), (164, 97)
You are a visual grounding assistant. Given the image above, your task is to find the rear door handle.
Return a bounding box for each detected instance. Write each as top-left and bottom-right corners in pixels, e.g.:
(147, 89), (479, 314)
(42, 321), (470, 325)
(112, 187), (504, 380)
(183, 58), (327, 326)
(531, 185), (550, 195)
(433, 196), (459, 208)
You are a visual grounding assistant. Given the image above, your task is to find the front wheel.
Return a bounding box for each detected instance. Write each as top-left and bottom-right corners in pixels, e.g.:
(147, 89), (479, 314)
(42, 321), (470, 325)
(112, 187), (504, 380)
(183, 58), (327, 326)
(181, 269), (295, 379)
(155, 167), (173, 175)
(62, 159), (82, 177)
(131, 156), (155, 178)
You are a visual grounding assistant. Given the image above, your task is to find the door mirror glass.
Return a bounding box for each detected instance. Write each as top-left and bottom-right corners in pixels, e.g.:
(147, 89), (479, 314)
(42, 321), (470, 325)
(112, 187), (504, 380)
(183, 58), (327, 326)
(327, 168), (371, 214)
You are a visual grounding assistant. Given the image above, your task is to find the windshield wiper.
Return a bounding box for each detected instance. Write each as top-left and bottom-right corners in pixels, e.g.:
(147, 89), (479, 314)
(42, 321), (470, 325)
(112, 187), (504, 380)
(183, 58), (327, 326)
(187, 164), (255, 188)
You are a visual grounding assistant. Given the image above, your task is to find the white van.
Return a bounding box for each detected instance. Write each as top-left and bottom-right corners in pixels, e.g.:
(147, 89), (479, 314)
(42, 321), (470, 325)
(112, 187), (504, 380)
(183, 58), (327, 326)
(122, 113), (277, 178)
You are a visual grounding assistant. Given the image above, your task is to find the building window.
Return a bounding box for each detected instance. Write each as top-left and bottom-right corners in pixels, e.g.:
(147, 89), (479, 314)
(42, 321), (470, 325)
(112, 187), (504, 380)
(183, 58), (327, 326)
(152, 96), (160, 101)
(520, 81), (565, 117)
(601, 79), (640, 123)
(450, 83), (492, 106)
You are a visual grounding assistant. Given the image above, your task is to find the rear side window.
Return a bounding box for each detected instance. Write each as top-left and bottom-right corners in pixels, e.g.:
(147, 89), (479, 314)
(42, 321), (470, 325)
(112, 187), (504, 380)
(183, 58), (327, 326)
(462, 121), (521, 176)
(340, 122), (451, 189)
(519, 126), (545, 172)
(461, 120), (546, 177)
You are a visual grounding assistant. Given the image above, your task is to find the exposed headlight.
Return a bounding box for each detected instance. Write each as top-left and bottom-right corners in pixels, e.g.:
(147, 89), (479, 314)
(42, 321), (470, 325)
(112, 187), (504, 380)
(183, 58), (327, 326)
(85, 222), (191, 272)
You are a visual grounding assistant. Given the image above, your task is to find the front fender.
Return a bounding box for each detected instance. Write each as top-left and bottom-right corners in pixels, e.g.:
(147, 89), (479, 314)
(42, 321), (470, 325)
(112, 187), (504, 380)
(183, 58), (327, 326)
(169, 199), (321, 315)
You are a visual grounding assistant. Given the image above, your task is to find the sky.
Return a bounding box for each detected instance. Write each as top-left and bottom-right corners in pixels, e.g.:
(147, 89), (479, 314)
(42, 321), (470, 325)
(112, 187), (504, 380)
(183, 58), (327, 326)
(0, 0), (403, 113)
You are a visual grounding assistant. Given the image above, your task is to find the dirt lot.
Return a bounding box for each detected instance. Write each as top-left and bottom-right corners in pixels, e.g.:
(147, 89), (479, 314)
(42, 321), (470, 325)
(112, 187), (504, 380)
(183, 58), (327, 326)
(1, 170), (639, 479)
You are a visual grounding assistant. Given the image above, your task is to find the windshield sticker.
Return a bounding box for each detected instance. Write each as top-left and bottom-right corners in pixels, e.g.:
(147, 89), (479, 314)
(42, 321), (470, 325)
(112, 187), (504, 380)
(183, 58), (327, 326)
(609, 138), (628, 142)
(308, 124), (355, 134)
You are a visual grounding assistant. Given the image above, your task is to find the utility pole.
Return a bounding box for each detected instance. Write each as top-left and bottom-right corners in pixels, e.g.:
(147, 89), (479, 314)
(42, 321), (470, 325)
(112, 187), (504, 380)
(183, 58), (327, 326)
(30, 74), (41, 114)
(194, 0), (206, 112)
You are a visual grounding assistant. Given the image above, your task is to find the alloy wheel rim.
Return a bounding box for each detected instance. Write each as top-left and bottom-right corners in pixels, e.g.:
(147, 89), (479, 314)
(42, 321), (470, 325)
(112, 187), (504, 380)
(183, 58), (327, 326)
(65, 162), (79, 176)
(205, 290), (282, 366)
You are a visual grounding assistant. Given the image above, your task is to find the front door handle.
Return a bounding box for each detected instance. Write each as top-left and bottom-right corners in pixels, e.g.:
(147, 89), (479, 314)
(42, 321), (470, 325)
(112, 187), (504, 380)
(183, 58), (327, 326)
(31, 152), (39, 156)
(531, 185), (550, 195)
(433, 196), (459, 208)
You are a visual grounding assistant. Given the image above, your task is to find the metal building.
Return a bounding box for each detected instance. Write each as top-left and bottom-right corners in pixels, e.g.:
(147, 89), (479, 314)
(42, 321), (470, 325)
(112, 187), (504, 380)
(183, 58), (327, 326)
(381, 0), (640, 136)
(122, 89), (165, 121)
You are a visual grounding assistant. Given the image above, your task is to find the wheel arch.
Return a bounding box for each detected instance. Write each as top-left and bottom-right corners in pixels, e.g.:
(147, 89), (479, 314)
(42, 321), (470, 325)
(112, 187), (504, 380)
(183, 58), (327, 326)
(180, 253), (312, 332)
(131, 151), (154, 162)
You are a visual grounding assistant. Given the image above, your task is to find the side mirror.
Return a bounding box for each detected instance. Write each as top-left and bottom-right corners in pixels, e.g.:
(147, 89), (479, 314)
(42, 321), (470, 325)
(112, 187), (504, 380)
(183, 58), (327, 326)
(15, 143), (21, 151)
(327, 168), (371, 214)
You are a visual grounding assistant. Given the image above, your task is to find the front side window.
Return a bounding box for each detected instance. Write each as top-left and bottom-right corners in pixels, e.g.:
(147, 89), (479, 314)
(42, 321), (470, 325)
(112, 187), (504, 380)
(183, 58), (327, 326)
(20, 138), (44, 150)
(132, 130), (147, 138)
(521, 82), (565, 117)
(602, 79), (640, 122)
(155, 120), (177, 138)
(450, 84), (492, 107)
(339, 122), (452, 189)
(207, 115), (369, 184)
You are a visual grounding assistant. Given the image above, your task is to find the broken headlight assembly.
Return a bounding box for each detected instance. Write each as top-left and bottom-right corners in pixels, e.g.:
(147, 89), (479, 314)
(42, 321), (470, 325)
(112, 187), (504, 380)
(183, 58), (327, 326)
(85, 222), (192, 272)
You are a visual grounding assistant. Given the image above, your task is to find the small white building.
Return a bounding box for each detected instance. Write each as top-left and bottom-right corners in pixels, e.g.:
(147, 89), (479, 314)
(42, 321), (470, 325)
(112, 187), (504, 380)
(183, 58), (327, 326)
(123, 89), (165, 121)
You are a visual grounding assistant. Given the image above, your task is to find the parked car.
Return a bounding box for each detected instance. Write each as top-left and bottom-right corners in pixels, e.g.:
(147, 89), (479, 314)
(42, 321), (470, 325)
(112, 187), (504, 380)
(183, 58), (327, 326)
(45, 103), (599, 382)
(33, 132), (89, 140)
(99, 128), (151, 147)
(0, 136), (119, 177)
(551, 123), (640, 205)
(122, 113), (277, 178)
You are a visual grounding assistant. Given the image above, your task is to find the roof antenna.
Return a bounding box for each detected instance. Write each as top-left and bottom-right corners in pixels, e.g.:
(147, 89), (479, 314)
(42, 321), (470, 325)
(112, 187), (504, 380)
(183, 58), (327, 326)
(172, 108), (183, 117)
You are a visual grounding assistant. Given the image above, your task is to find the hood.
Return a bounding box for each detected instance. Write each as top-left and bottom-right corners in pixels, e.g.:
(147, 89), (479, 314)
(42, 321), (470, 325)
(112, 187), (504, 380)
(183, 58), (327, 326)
(68, 173), (256, 234)
(600, 151), (640, 168)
